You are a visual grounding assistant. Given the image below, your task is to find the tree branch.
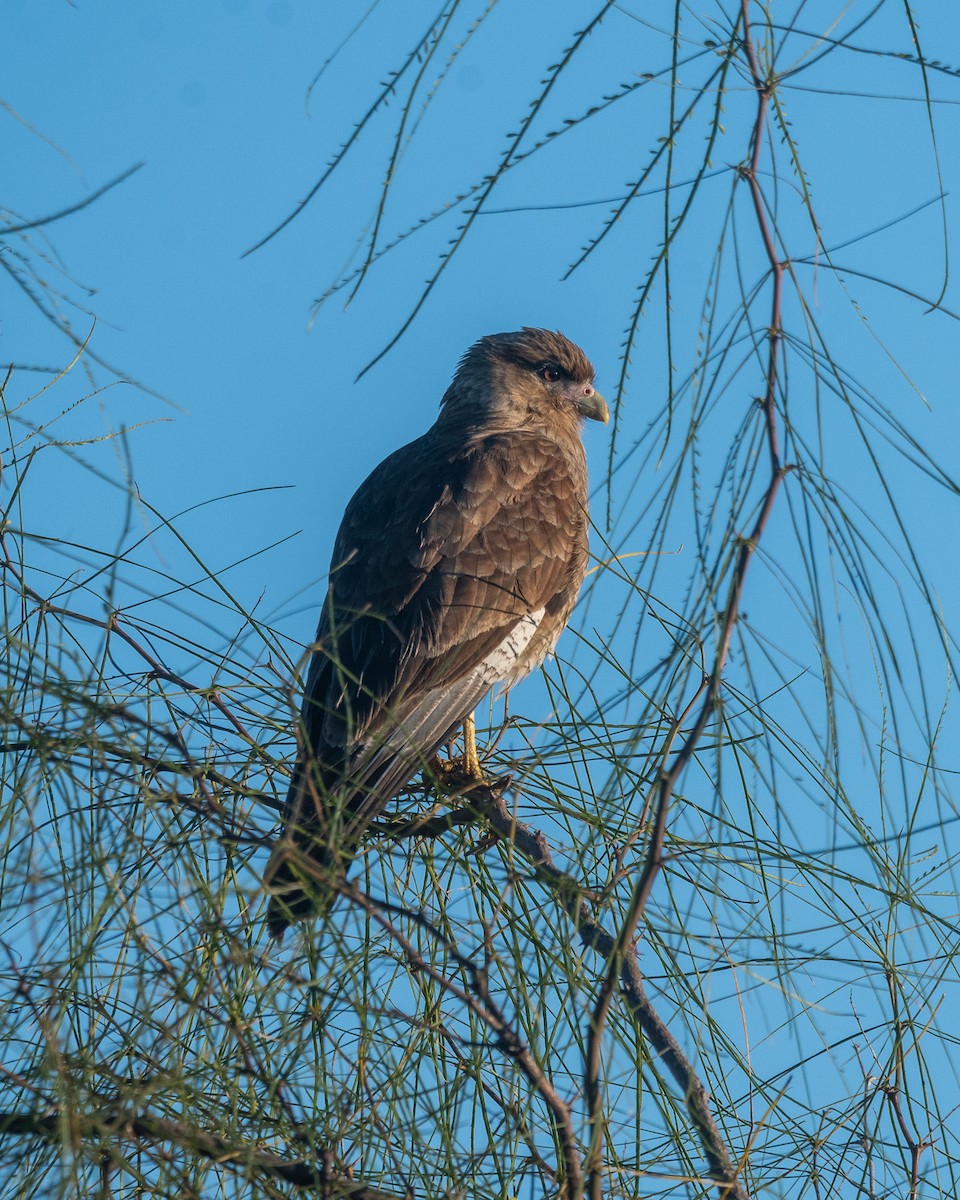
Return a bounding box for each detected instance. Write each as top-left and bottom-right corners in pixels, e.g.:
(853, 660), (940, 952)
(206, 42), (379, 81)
(578, 4), (794, 1193)
(462, 783), (749, 1200)
(345, 881), (584, 1200)
(0, 1105), (405, 1197)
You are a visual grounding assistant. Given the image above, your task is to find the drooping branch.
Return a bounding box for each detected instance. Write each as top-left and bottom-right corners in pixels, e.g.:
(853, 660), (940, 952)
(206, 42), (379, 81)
(583, 4), (791, 1196)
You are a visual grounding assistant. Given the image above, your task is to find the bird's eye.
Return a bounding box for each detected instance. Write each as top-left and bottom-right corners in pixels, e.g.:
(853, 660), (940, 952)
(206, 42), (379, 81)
(538, 362), (562, 384)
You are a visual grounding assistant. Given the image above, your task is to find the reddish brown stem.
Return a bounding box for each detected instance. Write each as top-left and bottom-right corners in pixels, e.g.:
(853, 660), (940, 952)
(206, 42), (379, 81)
(585, 5), (787, 1196)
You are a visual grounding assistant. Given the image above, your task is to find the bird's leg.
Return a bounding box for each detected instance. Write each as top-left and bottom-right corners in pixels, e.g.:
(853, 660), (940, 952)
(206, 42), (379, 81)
(462, 711), (484, 781)
(427, 711), (489, 791)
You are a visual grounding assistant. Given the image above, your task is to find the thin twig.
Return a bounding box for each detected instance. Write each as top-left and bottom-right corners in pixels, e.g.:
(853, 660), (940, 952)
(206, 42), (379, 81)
(584, 4), (789, 1194)
(882, 1086), (925, 1198)
(2, 542), (258, 748)
(2, 164), (145, 236)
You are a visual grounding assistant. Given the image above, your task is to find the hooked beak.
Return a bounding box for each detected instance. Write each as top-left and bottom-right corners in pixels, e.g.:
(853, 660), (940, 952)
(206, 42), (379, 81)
(576, 388), (610, 424)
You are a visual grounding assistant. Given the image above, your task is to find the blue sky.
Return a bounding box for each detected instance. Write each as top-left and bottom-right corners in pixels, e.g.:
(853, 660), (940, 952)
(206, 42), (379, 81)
(5, 1), (957, 571)
(6, 1), (960, 874)
(6, 2), (959, 655)
(6, 2), (960, 1191)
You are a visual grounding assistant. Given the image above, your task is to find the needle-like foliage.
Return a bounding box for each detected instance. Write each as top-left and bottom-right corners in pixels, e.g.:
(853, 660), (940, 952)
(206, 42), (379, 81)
(2, 3), (960, 1197)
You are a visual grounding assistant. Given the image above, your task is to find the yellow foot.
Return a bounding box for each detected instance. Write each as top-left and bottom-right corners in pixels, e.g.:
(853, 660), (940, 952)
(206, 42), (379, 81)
(427, 712), (490, 792)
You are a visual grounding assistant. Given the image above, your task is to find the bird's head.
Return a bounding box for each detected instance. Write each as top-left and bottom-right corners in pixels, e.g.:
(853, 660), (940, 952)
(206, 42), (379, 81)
(441, 328), (609, 430)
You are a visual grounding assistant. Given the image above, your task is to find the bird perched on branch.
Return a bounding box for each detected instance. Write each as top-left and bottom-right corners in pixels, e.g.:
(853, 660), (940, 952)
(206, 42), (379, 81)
(265, 328), (608, 935)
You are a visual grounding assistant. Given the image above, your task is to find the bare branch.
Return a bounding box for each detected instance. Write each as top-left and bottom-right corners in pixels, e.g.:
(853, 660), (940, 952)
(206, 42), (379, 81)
(0, 1106), (404, 1197)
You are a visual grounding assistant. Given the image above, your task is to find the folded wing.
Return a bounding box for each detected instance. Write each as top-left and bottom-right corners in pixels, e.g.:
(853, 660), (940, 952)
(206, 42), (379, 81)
(265, 422), (588, 932)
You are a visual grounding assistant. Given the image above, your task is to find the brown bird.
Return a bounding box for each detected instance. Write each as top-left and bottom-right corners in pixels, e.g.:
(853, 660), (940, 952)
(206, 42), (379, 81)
(265, 329), (608, 934)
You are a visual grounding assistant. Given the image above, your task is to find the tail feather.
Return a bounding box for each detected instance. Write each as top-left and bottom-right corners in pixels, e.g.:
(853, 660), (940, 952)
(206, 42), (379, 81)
(265, 669), (494, 936)
(264, 830), (353, 937)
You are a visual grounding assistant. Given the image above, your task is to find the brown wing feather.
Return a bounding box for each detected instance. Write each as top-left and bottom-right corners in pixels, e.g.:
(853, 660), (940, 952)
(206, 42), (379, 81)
(307, 427), (585, 754)
(265, 422), (588, 932)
